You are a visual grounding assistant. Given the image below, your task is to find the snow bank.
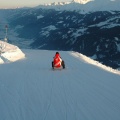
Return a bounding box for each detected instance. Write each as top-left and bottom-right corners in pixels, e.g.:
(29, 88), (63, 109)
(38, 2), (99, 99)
(0, 57), (4, 63)
(70, 51), (120, 75)
(0, 40), (25, 64)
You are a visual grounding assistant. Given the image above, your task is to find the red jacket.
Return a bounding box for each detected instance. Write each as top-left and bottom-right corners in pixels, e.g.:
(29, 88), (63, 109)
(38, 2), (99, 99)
(53, 53), (62, 68)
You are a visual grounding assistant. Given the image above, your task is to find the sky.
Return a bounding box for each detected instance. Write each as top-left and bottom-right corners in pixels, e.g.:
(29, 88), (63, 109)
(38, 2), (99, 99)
(0, 0), (70, 8)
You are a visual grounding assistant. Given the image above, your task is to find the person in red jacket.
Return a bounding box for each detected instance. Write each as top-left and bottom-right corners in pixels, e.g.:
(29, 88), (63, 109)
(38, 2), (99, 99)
(52, 52), (65, 69)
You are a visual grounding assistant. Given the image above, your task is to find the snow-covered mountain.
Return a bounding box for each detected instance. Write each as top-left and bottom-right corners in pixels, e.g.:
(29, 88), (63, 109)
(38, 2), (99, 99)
(6, 7), (120, 69)
(72, 0), (92, 4)
(0, 0), (120, 69)
(0, 46), (120, 120)
(44, 0), (92, 6)
(37, 0), (120, 12)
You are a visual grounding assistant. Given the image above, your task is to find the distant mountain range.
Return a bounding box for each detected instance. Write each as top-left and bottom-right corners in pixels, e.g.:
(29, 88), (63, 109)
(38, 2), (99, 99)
(44, 0), (92, 6)
(37, 0), (120, 12)
(0, 0), (120, 69)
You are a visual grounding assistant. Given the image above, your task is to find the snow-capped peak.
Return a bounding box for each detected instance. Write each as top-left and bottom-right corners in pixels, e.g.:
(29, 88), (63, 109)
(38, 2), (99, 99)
(44, 0), (91, 6)
(44, 1), (71, 6)
(72, 0), (92, 4)
(38, 0), (120, 13)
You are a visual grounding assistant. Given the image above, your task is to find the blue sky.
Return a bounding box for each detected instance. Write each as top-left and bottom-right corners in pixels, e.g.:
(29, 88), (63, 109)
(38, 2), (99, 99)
(0, 0), (70, 8)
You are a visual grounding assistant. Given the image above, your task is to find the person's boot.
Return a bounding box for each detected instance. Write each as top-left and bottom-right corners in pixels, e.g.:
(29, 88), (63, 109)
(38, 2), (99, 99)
(52, 61), (54, 69)
(62, 61), (65, 69)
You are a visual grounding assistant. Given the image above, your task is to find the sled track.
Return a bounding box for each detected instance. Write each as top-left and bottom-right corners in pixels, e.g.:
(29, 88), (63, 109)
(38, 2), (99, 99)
(43, 78), (54, 120)
(0, 50), (120, 120)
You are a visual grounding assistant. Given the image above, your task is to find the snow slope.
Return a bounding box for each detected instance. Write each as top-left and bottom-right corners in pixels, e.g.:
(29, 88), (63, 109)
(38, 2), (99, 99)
(0, 47), (120, 120)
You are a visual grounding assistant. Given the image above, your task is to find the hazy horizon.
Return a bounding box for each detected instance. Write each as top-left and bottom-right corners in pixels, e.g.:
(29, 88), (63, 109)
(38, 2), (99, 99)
(0, 0), (71, 9)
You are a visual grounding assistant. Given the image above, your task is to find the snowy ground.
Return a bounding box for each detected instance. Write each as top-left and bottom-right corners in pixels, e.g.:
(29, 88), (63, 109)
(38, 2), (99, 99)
(0, 46), (120, 120)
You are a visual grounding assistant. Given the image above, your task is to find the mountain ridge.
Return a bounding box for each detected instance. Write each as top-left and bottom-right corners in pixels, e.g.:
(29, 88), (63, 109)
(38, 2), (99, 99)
(36, 0), (120, 12)
(44, 0), (92, 6)
(0, 1), (120, 69)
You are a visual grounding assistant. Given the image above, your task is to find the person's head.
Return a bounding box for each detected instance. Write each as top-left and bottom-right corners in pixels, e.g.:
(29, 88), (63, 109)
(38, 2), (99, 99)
(55, 52), (60, 57)
(56, 52), (59, 55)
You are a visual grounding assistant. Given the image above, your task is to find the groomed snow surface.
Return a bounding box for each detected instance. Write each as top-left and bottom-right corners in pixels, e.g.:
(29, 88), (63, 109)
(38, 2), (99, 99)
(0, 42), (120, 120)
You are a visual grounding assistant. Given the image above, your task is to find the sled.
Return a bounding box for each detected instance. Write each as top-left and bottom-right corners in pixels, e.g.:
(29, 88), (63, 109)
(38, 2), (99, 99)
(52, 60), (65, 70)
